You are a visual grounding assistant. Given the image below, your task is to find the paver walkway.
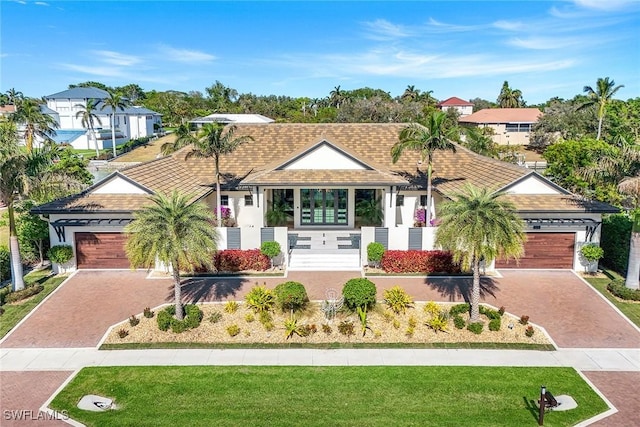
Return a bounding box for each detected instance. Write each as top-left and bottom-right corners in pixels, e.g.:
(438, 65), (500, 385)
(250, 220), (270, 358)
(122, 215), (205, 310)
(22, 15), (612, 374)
(584, 371), (640, 426)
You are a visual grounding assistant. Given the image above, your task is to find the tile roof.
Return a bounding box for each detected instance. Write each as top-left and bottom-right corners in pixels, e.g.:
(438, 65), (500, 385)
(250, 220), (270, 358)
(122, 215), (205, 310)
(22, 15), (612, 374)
(437, 97), (474, 107)
(459, 108), (542, 124)
(501, 194), (619, 213)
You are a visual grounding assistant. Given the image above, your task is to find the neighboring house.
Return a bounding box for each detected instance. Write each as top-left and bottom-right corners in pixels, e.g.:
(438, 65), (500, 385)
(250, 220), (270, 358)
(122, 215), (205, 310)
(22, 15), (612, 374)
(0, 104), (17, 117)
(190, 113), (274, 129)
(43, 87), (162, 150)
(33, 123), (615, 273)
(459, 108), (542, 145)
(437, 97), (474, 117)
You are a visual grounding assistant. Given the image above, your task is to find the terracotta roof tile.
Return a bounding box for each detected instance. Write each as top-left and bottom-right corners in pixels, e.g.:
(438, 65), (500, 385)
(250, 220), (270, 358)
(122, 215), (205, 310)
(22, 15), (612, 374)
(437, 97), (474, 107)
(459, 108), (542, 124)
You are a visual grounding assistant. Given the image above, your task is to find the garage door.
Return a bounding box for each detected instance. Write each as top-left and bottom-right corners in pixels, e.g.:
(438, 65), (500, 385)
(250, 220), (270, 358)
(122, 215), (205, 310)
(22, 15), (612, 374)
(75, 232), (129, 269)
(496, 232), (575, 269)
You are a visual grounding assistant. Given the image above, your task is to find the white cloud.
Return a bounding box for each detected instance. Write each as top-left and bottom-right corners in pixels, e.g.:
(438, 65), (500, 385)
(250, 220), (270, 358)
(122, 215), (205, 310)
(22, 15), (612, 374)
(573, 0), (636, 11)
(35, 2), (49, 6)
(157, 45), (216, 63)
(507, 36), (583, 50)
(57, 63), (127, 78)
(361, 19), (411, 40)
(492, 20), (523, 31)
(92, 50), (142, 66)
(426, 17), (484, 33)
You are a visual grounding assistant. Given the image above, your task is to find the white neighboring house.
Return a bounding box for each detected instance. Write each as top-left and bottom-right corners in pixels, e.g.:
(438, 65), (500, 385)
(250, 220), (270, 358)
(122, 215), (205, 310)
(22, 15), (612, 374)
(437, 97), (474, 117)
(42, 87), (162, 150)
(459, 108), (542, 146)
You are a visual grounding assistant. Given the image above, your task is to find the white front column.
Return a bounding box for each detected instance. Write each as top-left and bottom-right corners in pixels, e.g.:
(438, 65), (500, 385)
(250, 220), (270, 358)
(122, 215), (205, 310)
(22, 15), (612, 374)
(384, 186), (396, 228)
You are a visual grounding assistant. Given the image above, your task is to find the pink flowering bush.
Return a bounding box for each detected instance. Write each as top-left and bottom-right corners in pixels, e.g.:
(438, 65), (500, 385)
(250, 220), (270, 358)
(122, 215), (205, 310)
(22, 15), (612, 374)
(214, 206), (236, 227)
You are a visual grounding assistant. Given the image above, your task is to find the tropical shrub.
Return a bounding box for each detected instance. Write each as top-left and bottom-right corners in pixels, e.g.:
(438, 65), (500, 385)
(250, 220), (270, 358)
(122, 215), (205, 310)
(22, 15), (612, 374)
(479, 305), (501, 320)
(367, 242), (385, 266)
(607, 279), (640, 301)
(245, 285), (276, 313)
(274, 281), (308, 311)
(488, 318), (501, 332)
(580, 244), (604, 263)
(4, 284), (44, 304)
(467, 322), (483, 335)
(259, 311), (273, 325)
(156, 304), (203, 333)
(449, 303), (470, 317)
(426, 312), (449, 332)
(129, 315), (140, 327)
(519, 315), (530, 325)
(143, 307), (154, 318)
(214, 249), (270, 272)
(453, 315), (466, 329)
(337, 320), (355, 336)
(284, 315), (302, 339)
(383, 286), (413, 314)
(117, 328), (129, 339)
(0, 246), (10, 282)
(424, 301), (441, 316)
(380, 250), (461, 274)
(600, 214), (631, 275)
(227, 324), (240, 337)
(357, 306), (370, 336)
(224, 301), (239, 313)
(47, 245), (73, 265)
(208, 311), (223, 323)
(342, 278), (377, 310)
(525, 325), (535, 337)
(245, 313), (255, 323)
(408, 315), (418, 328)
(321, 324), (332, 334)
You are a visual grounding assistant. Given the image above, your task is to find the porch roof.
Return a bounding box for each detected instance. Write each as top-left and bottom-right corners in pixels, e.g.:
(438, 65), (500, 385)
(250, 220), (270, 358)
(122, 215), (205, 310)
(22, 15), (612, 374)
(500, 194), (619, 213)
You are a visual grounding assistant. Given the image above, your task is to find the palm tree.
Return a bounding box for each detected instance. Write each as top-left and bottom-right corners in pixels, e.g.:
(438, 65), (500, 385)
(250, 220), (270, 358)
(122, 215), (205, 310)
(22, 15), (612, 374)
(1, 120), (80, 290)
(583, 144), (640, 288)
(12, 99), (58, 153)
(189, 123), (254, 226)
(125, 191), (218, 320)
(160, 123), (197, 156)
(75, 99), (102, 158)
(100, 90), (127, 158)
(329, 85), (344, 108)
(5, 88), (23, 105)
(582, 77), (624, 140)
(391, 111), (457, 225)
(497, 81), (524, 108)
(435, 184), (526, 322)
(402, 85), (420, 102)
(463, 127), (498, 158)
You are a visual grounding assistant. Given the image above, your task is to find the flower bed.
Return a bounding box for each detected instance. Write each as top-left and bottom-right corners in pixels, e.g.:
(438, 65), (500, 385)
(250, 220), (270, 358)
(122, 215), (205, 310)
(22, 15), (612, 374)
(381, 250), (461, 274)
(105, 302), (550, 346)
(213, 249), (270, 272)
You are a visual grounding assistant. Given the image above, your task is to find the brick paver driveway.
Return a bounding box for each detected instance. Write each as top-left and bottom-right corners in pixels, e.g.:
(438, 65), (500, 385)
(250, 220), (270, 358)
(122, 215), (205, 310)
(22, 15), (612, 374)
(1, 271), (174, 348)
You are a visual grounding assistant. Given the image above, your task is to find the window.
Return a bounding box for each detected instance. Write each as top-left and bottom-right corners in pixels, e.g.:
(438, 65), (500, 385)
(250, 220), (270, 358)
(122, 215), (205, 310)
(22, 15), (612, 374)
(244, 194), (253, 206)
(420, 195), (428, 206)
(396, 195), (404, 206)
(506, 123), (532, 132)
(220, 195), (229, 206)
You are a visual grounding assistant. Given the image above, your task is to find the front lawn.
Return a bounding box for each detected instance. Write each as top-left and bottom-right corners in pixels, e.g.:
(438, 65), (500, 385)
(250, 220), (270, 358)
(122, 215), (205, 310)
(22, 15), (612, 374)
(50, 366), (607, 427)
(583, 271), (640, 327)
(0, 269), (67, 338)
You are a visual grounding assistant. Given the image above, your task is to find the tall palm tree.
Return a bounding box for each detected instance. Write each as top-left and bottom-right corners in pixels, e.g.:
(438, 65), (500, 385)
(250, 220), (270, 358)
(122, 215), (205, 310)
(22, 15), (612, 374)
(188, 123), (254, 226)
(463, 127), (498, 158)
(391, 111), (458, 225)
(402, 85), (420, 102)
(100, 90), (127, 158)
(13, 99), (58, 153)
(497, 81), (524, 108)
(582, 77), (624, 140)
(125, 191), (218, 320)
(435, 184), (526, 321)
(75, 99), (102, 158)
(160, 123), (197, 156)
(583, 144), (640, 288)
(0, 120), (79, 290)
(329, 85), (344, 108)
(5, 88), (23, 105)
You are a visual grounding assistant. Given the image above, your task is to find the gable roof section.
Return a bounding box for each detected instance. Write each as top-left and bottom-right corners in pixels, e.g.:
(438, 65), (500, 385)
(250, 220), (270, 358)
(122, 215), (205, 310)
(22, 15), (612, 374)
(45, 87), (110, 100)
(498, 171), (570, 195)
(502, 194), (619, 214)
(33, 156), (212, 214)
(459, 108), (542, 124)
(437, 97), (474, 107)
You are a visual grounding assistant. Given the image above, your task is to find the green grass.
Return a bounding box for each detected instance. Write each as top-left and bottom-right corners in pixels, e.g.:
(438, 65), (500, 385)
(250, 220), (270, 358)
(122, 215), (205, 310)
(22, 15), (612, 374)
(0, 269), (67, 338)
(100, 341), (555, 351)
(583, 270), (640, 327)
(50, 366), (607, 427)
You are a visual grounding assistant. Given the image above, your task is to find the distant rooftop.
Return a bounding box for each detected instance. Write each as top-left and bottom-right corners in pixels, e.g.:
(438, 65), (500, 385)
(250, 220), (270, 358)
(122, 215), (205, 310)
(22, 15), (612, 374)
(459, 108), (542, 124)
(437, 97), (474, 107)
(45, 87), (110, 100)
(190, 113), (274, 124)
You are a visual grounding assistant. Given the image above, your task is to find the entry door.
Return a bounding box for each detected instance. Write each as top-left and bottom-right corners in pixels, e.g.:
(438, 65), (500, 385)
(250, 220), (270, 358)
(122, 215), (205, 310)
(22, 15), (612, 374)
(301, 189), (347, 225)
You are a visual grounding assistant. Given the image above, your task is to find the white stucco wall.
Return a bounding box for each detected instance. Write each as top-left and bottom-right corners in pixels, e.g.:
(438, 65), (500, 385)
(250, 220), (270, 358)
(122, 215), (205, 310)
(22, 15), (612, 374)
(283, 144), (365, 170)
(505, 176), (561, 194)
(92, 176), (149, 194)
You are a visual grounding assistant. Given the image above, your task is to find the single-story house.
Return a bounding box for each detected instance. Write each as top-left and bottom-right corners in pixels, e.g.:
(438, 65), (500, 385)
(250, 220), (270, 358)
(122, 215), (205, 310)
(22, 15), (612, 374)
(459, 108), (542, 145)
(437, 97), (474, 117)
(43, 87), (162, 150)
(32, 123), (616, 272)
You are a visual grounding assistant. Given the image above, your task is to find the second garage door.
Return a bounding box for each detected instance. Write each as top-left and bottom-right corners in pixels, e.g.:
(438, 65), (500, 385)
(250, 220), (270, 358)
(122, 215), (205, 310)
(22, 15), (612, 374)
(496, 232), (575, 269)
(75, 232), (130, 269)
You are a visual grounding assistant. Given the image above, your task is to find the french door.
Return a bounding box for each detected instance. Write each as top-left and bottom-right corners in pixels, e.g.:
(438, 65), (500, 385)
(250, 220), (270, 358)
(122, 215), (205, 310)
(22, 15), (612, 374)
(301, 189), (347, 225)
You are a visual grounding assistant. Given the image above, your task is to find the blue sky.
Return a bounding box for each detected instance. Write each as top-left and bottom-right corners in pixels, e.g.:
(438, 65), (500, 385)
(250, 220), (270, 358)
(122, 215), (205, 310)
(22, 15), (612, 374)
(2, 0), (639, 104)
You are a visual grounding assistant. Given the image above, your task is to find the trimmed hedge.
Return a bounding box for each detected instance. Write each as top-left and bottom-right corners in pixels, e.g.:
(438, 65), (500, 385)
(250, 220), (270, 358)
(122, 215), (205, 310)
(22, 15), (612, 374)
(607, 279), (640, 301)
(214, 249), (270, 272)
(342, 278), (377, 310)
(274, 281), (308, 311)
(0, 246), (9, 282)
(600, 214), (632, 275)
(381, 250), (461, 274)
(157, 304), (203, 333)
(4, 284), (45, 304)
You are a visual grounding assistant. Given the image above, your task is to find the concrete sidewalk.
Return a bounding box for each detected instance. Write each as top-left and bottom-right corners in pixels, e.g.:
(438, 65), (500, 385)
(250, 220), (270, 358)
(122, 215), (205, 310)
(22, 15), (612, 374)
(2, 347), (639, 372)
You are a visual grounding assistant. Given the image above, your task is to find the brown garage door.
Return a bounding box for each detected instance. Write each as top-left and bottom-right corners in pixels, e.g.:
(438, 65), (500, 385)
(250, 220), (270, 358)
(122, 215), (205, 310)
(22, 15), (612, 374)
(496, 232), (575, 269)
(75, 232), (130, 269)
